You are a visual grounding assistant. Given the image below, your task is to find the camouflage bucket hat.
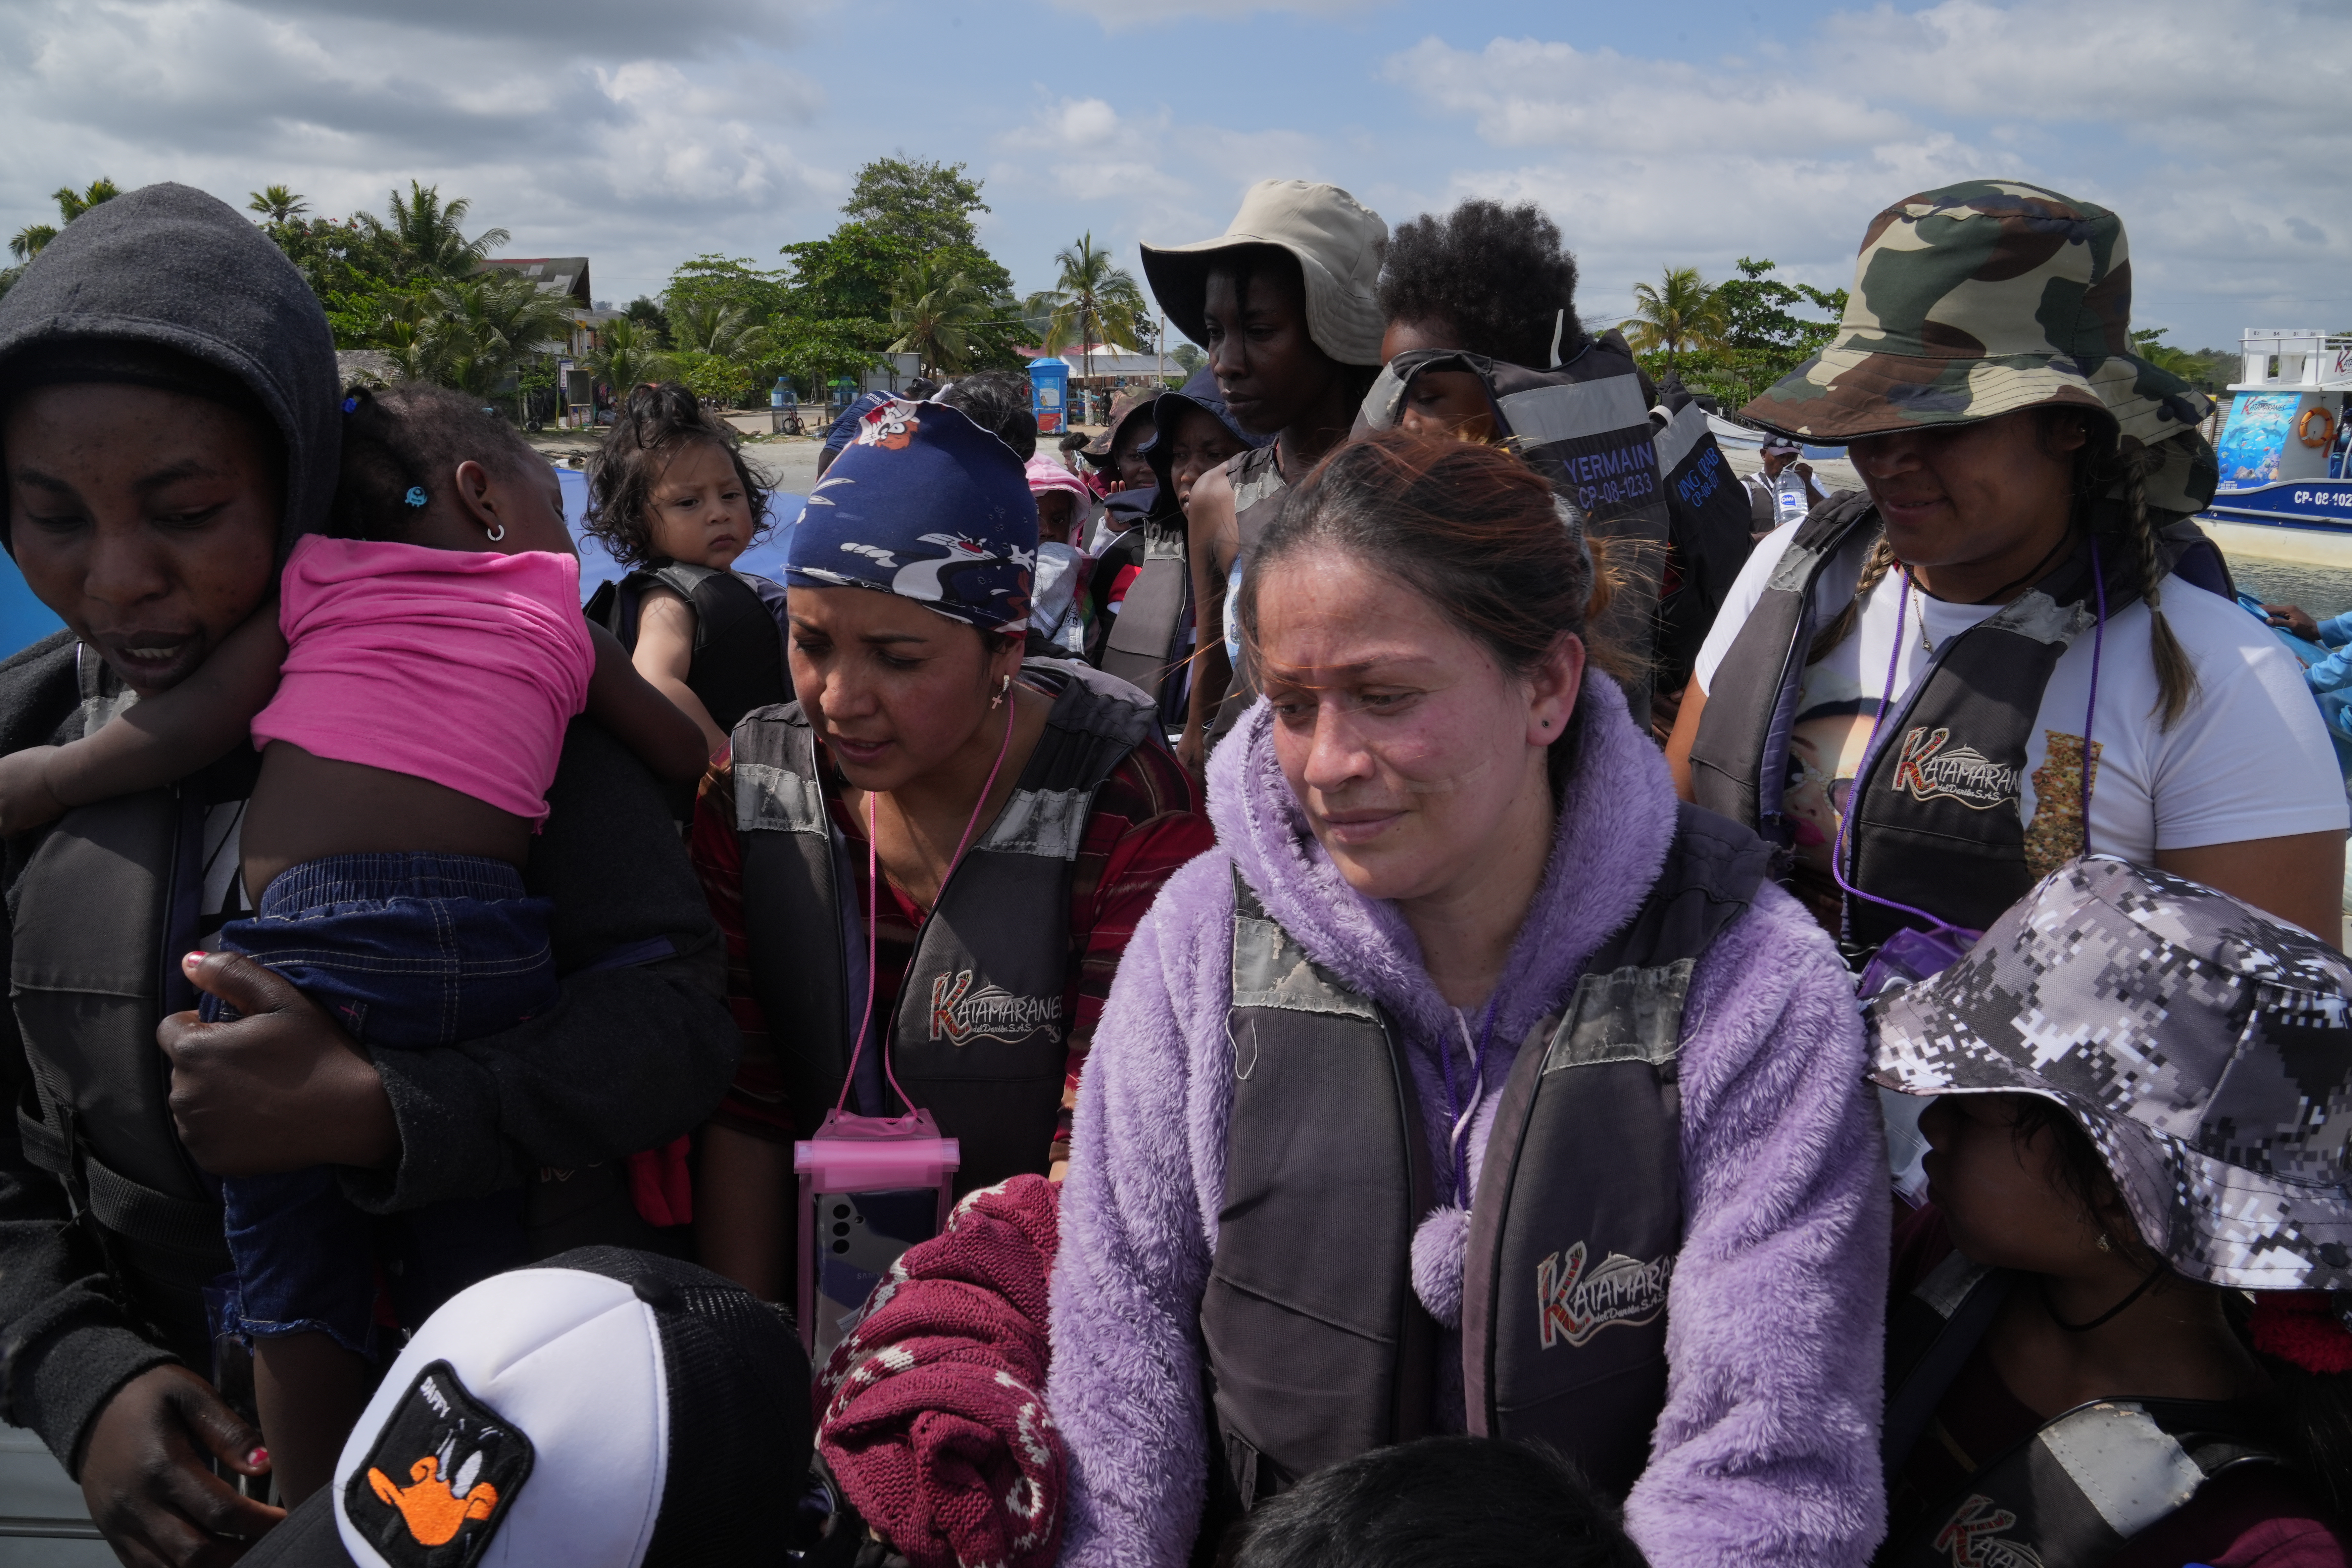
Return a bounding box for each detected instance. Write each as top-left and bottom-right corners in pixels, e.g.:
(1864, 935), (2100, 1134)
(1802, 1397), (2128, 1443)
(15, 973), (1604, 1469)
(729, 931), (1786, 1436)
(1743, 181), (2214, 461)
(1868, 856), (2352, 1292)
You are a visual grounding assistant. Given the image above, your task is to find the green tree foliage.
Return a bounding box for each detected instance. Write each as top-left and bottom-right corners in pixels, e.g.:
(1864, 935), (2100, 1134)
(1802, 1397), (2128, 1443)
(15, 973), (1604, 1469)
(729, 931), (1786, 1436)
(2129, 327), (2223, 389)
(247, 185), (308, 225)
(430, 271), (580, 406)
(353, 181), (510, 287)
(622, 295), (671, 342)
(587, 316), (671, 398)
(841, 156), (988, 252)
(1622, 265), (1728, 377)
(669, 349), (752, 407)
(9, 176), (119, 262)
(1170, 343), (1206, 375)
(1027, 234), (1147, 376)
(1700, 258), (1846, 406)
(888, 259), (992, 377)
(669, 296), (769, 363)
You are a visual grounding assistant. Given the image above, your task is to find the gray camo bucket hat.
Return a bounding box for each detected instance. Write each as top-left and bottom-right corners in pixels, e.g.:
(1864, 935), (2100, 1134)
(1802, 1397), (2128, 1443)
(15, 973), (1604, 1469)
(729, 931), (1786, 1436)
(1868, 856), (2352, 1292)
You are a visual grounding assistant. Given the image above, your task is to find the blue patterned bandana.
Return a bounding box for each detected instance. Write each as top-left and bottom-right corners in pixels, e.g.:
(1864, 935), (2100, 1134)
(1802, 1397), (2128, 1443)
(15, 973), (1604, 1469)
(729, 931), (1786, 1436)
(789, 399), (1037, 632)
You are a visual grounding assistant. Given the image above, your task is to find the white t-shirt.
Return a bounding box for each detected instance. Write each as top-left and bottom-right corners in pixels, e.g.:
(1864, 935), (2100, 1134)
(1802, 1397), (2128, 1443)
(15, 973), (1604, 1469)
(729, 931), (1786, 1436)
(1694, 523), (2347, 885)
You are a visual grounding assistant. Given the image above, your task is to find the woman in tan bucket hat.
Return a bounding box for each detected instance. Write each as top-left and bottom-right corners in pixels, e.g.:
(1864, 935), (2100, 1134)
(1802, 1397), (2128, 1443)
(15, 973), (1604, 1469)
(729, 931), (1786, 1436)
(1667, 180), (2346, 961)
(1139, 179), (1388, 778)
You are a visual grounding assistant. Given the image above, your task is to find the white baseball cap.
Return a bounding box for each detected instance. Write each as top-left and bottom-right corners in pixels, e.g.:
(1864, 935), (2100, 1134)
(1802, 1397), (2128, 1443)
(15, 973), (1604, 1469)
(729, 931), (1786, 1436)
(242, 1247), (811, 1568)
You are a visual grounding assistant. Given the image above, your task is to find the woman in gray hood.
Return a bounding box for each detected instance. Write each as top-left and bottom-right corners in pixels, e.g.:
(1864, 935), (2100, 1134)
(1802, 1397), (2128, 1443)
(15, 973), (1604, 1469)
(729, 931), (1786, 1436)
(0, 183), (738, 1563)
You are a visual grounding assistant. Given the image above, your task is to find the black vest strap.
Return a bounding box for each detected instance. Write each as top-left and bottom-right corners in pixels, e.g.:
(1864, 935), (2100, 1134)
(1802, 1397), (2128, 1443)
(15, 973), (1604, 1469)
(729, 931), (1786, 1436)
(1099, 520), (1190, 722)
(587, 561), (790, 733)
(1686, 491), (1881, 835)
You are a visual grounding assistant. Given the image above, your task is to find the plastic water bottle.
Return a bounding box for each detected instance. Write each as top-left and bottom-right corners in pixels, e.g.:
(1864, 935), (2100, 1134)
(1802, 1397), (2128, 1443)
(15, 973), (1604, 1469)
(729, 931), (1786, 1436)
(1771, 466), (1810, 524)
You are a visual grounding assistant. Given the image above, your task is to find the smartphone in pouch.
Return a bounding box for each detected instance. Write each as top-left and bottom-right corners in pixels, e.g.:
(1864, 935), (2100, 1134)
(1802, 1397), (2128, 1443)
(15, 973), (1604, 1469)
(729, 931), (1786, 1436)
(795, 1110), (960, 1364)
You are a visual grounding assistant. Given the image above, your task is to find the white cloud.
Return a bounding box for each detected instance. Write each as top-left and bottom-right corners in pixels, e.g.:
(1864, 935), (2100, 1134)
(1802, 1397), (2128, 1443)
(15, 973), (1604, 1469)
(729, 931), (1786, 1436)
(0, 0), (830, 303)
(1047, 0), (1390, 28)
(1387, 0), (2352, 347)
(991, 94), (1327, 292)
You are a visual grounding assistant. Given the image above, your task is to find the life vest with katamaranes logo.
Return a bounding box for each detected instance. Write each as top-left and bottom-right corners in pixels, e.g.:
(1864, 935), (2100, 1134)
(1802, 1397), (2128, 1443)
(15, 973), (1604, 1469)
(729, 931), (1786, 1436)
(730, 664), (1158, 1194)
(1875, 1253), (2289, 1568)
(1098, 510), (1190, 729)
(1358, 339), (1676, 718)
(1199, 801), (1771, 1527)
(585, 559), (791, 734)
(1684, 497), (2231, 953)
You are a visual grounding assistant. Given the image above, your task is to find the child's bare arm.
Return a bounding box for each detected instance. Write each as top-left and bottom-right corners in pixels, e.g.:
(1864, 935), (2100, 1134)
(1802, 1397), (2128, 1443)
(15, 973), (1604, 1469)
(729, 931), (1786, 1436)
(630, 588), (729, 756)
(0, 604), (286, 834)
(585, 622), (716, 782)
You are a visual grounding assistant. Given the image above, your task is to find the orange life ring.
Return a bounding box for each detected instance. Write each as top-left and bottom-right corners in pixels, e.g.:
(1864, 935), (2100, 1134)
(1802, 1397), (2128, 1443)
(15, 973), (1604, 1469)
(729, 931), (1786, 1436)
(2299, 407), (2337, 448)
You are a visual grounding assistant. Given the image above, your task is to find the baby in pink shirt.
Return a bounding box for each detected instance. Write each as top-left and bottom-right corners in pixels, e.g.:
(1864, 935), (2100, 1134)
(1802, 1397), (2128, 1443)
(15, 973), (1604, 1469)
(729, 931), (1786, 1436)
(0, 384), (708, 1499)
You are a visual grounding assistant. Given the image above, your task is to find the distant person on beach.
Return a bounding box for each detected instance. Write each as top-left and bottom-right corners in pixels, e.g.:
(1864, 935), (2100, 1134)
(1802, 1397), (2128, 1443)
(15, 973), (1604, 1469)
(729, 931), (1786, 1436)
(584, 382), (789, 755)
(1744, 433), (1825, 534)
(1139, 179), (1387, 777)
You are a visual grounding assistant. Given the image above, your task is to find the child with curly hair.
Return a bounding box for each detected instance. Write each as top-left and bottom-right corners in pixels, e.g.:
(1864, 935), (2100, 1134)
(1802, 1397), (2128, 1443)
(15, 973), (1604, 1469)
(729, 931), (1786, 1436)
(584, 382), (789, 755)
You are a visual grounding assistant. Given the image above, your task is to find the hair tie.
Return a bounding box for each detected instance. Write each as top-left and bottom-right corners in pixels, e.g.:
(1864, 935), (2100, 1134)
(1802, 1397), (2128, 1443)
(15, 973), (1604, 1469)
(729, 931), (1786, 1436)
(403, 486), (428, 508)
(2249, 1291), (2352, 1375)
(341, 395), (359, 414)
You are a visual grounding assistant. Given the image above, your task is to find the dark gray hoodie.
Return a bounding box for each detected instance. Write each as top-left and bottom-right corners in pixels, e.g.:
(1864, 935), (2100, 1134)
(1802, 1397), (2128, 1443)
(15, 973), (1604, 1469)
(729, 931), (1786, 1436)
(0, 181), (340, 558)
(0, 184), (737, 1484)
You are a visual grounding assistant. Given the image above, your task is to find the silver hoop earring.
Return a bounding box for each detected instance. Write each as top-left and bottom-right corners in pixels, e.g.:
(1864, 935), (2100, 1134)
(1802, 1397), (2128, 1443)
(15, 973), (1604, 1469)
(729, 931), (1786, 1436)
(2096, 1232), (2112, 1253)
(483, 522), (505, 542)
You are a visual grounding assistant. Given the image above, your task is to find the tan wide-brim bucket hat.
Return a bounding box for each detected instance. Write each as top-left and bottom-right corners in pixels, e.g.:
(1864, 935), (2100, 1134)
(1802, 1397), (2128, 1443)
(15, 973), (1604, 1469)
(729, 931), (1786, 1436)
(1743, 180), (2212, 453)
(1141, 180), (1388, 368)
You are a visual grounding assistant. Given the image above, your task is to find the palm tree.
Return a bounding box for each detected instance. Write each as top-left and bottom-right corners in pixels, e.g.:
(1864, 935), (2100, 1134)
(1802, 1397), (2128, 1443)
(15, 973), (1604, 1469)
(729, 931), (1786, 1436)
(887, 259), (990, 378)
(1622, 266), (1727, 376)
(430, 271), (581, 407)
(247, 185), (309, 225)
(586, 317), (671, 399)
(667, 297), (768, 364)
(53, 178), (121, 223)
(9, 177), (121, 261)
(1026, 233), (1146, 378)
(355, 181), (510, 285)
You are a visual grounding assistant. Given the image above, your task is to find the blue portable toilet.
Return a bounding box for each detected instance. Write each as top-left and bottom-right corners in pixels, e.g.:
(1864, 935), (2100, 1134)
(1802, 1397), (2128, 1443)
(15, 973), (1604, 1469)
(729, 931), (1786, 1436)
(1029, 357), (1070, 437)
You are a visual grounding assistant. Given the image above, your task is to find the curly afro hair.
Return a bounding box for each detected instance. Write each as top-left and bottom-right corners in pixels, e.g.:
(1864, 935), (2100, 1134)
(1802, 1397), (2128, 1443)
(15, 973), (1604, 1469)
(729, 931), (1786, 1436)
(1379, 199), (1581, 370)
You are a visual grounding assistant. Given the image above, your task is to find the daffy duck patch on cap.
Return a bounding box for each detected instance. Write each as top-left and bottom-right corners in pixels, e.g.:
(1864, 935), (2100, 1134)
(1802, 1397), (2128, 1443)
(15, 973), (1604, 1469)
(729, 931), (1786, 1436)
(342, 1361), (533, 1568)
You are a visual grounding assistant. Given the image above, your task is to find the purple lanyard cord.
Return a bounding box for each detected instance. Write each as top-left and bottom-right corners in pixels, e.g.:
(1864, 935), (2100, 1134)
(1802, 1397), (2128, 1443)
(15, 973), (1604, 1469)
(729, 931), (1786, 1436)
(1436, 994), (1501, 1208)
(1832, 541), (2109, 934)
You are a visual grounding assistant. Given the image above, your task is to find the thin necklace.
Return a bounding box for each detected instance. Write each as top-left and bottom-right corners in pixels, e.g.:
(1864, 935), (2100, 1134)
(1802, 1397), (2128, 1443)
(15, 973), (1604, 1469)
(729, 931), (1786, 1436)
(2041, 1262), (2167, 1333)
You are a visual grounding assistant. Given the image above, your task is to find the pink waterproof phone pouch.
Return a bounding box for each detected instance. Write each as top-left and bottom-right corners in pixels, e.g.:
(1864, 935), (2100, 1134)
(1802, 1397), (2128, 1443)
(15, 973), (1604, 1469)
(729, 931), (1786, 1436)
(795, 1108), (960, 1362)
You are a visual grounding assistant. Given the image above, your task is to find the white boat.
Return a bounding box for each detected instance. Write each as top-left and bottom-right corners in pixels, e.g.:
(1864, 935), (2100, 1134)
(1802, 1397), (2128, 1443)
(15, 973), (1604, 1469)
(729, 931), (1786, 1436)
(2198, 330), (2352, 565)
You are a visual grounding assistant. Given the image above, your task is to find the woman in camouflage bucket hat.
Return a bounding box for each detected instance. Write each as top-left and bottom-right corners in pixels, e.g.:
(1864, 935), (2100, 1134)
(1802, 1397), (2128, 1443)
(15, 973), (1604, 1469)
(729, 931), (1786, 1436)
(1866, 856), (2352, 1563)
(1672, 180), (2345, 951)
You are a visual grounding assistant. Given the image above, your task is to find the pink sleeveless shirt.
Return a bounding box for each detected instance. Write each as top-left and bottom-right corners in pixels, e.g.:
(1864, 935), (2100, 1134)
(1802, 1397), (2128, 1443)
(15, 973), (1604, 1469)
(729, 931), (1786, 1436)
(251, 536), (596, 824)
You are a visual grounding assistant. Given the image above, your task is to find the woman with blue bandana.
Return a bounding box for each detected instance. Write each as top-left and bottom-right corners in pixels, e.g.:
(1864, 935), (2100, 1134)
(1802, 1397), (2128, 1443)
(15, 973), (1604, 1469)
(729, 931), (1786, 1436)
(688, 398), (1212, 1301)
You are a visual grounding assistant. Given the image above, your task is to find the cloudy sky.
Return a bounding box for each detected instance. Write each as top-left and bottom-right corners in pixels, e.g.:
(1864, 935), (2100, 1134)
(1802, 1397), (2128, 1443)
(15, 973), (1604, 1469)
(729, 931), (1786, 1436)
(3, 0), (2342, 353)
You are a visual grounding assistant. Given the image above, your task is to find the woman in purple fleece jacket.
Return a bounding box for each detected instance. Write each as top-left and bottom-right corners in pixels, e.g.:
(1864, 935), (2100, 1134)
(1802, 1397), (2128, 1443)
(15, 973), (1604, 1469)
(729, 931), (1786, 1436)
(1046, 433), (1891, 1568)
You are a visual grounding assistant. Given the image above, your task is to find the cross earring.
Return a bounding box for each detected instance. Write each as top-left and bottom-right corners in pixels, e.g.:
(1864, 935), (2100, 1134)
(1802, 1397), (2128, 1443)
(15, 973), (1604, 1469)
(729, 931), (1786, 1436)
(991, 674), (1011, 710)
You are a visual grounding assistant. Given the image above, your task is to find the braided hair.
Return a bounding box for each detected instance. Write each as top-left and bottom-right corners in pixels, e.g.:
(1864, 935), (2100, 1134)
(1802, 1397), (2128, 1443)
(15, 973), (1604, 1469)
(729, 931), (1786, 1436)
(1807, 411), (2199, 728)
